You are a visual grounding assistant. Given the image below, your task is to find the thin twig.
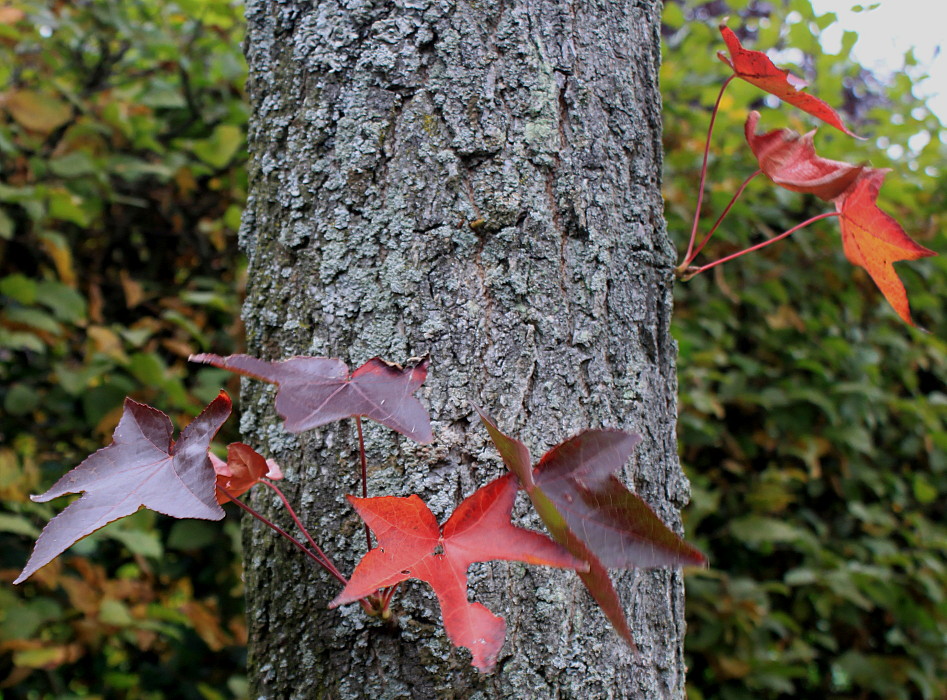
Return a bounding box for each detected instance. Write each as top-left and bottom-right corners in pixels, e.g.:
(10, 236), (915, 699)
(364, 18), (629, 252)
(681, 211), (841, 280)
(683, 169), (762, 268)
(258, 479), (346, 583)
(355, 416), (373, 551)
(682, 74), (737, 265)
(220, 485), (347, 586)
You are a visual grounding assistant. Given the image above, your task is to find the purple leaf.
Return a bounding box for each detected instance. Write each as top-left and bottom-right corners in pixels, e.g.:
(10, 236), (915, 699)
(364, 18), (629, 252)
(190, 353), (433, 443)
(474, 406), (706, 646)
(15, 393), (231, 584)
(535, 431), (704, 569)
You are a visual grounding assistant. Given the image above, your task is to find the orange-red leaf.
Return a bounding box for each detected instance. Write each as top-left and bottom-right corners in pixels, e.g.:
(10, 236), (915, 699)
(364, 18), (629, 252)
(211, 443), (283, 504)
(329, 474), (584, 672)
(745, 111), (864, 200)
(718, 25), (858, 137)
(834, 169), (936, 325)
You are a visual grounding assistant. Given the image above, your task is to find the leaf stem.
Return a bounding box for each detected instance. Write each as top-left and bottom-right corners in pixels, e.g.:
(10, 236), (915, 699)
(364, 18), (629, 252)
(681, 169), (762, 269)
(682, 74), (736, 265)
(680, 211), (840, 280)
(220, 485), (349, 587)
(355, 416), (373, 551)
(258, 479), (346, 583)
(381, 582), (400, 609)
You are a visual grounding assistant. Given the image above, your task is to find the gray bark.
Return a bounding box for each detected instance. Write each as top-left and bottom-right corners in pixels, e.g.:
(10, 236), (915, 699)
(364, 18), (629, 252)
(238, 0), (688, 698)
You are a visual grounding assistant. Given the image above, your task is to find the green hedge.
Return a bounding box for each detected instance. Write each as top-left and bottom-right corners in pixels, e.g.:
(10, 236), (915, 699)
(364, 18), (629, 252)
(0, 2), (247, 696)
(664, 2), (947, 698)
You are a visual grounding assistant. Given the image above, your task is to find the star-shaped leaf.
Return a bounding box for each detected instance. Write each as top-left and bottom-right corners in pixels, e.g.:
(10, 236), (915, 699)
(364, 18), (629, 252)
(718, 24), (858, 137)
(745, 111), (864, 200)
(474, 406), (706, 646)
(189, 353), (433, 443)
(834, 169), (937, 325)
(16, 393), (232, 584)
(330, 473), (585, 672)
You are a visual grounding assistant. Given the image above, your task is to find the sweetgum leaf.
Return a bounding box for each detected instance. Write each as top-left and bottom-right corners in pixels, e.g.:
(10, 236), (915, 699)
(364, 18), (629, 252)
(330, 473), (584, 672)
(745, 111), (864, 201)
(528, 484), (637, 647)
(718, 24), (859, 138)
(474, 406), (706, 646)
(210, 443), (283, 504)
(190, 353), (433, 443)
(834, 169), (937, 326)
(536, 432), (707, 568)
(15, 393), (231, 584)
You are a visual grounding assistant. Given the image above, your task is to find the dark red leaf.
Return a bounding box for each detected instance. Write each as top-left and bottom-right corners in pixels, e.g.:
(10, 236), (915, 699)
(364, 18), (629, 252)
(189, 353), (433, 443)
(718, 24), (858, 137)
(536, 431), (708, 569)
(745, 111), (864, 200)
(834, 169), (937, 325)
(330, 473), (585, 672)
(15, 393), (231, 584)
(474, 407), (706, 646)
(211, 443), (283, 504)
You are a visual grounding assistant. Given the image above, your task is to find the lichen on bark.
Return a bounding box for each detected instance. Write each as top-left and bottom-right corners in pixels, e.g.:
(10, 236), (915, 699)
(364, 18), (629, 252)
(239, 0), (688, 697)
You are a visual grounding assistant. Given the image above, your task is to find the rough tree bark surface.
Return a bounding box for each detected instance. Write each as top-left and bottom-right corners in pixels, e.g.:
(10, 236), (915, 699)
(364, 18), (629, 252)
(238, 1), (689, 697)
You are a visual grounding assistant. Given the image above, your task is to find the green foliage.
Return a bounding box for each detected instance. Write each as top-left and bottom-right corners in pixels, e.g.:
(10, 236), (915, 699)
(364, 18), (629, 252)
(664, 2), (947, 698)
(0, 0), (247, 695)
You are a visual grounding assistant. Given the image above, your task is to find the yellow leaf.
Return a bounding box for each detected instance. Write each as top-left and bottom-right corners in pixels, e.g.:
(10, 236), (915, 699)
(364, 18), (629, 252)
(120, 269), (144, 308)
(87, 325), (128, 362)
(12, 644), (81, 670)
(1, 90), (72, 134)
(39, 232), (76, 287)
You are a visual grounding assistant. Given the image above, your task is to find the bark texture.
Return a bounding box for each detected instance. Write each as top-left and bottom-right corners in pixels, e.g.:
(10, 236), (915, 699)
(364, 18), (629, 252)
(239, 1), (688, 697)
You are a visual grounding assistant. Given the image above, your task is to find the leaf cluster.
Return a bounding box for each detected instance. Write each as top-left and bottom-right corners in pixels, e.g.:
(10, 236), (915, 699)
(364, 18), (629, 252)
(16, 350), (705, 675)
(664, 2), (947, 698)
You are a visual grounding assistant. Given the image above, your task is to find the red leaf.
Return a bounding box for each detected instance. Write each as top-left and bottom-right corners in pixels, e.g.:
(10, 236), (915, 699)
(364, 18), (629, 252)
(718, 24), (858, 137)
(15, 393), (232, 584)
(330, 473), (584, 672)
(834, 169), (937, 325)
(211, 443), (283, 504)
(474, 407), (706, 646)
(189, 353), (433, 443)
(745, 111), (864, 200)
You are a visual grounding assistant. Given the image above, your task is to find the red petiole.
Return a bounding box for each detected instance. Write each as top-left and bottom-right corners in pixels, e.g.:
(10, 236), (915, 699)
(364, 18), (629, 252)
(355, 416), (373, 552)
(680, 168), (762, 272)
(682, 74), (736, 266)
(679, 211), (841, 281)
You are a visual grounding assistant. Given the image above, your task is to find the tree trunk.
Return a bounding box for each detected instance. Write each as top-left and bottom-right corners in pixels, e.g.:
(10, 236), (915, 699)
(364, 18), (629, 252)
(239, 0), (688, 697)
